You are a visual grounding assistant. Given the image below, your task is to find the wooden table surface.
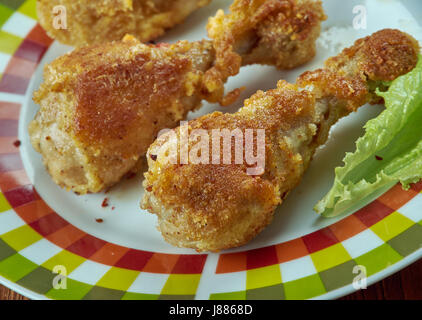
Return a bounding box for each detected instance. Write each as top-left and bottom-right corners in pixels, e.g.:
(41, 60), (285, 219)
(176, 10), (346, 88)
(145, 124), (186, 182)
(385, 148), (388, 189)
(1, 258), (421, 300)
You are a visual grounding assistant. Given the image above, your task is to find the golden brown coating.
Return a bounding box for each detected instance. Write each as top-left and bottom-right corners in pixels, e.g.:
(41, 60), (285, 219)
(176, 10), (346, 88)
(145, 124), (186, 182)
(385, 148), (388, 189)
(36, 0), (211, 47)
(204, 0), (326, 103)
(30, 37), (215, 194)
(141, 29), (420, 252)
(30, 0), (326, 194)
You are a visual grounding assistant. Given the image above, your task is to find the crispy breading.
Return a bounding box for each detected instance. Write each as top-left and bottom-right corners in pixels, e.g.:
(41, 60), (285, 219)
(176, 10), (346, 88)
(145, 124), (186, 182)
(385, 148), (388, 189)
(204, 0), (326, 103)
(36, 0), (211, 47)
(141, 29), (420, 252)
(30, 0), (326, 194)
(30, 37), (214, 194)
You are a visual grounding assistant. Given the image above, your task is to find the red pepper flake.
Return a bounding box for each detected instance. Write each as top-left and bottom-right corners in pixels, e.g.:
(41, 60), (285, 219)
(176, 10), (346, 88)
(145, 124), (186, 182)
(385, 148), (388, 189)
(111, 206), (115, 210)
(101, 197), (109, 208)
(375, 155), (383, 161)
(13, 140), (21, 148)
(150, 154), (157, 161)
(146, 186), (153, 192)
(95, 218), (104, 223)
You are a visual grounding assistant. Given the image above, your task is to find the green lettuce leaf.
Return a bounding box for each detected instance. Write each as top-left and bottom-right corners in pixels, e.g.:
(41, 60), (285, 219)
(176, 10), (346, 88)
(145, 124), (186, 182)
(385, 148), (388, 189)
(315, 55), (422, 217)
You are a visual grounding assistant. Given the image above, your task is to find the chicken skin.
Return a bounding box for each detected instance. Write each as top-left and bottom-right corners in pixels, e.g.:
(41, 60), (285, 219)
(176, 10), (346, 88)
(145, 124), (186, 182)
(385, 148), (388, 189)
(37, 0), (211, 47)
(30, 0), (326, 194)
(141, 29), (420, 252)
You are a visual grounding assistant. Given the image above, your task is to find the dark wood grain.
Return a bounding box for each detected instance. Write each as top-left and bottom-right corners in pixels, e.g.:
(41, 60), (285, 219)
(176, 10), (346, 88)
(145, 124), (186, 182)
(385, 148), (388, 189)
(0, 285), (29, 300)
(1, 259), (421, 300)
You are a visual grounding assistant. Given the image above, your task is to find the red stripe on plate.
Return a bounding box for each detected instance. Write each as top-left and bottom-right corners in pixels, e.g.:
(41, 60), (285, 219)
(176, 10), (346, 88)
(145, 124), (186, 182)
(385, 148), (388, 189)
(411, 180), (422, 193)
(0, 101), (21, 120)
(302, 227), (339, 253)
(3, 184), (37, 207)
(114, 249), (154, 271)
(0, 73), (30, 95)
(14, 39), (48, 63)
(29, 212), (69, 237)
(0, 119), (18, 137)
(66, 234), (107, 258)
(246, 245), (278, 270)
(353, 200), (394, 227)
(171, 254), (208, 274)
(4, 56), (38, 79)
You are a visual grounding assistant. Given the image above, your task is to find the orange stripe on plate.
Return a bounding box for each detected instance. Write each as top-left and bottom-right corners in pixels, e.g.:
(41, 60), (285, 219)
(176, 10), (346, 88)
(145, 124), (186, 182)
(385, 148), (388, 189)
(142, 253), (180, 274)
(26, 24), (54, 48)
(377, 183), (418, 211)
(14, 199), (53, 224)
(0, 169), (31, 192)
(328, 214), (367, 242)
(275, 238), (309, 264)
(90, 243), (130, 266)
(216, 251), (247, 274)
(45, 224), (86, 249)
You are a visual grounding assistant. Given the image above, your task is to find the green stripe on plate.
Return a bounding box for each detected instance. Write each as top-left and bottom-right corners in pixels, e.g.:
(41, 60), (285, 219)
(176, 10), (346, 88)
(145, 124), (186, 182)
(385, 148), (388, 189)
(283, 274), (326, 300)
(387, 223), (422, 257)
(0, 253), (37, 281)
(96, 267), (139, 291)
(46, 278), (93, 300)
(158, 294), (195, 300)
(210, 291), (246, 300)
(318, 260), (358, 292)
(310, 243), (352, 272)
(16, 266), (57, 294)
(0, 238), (16, 261)
(17, 0), (37, 20)
(1, 225), (42, 251)
(0, 193), (12, 213)
(83, 286), (126, 300)
(0, 3), (13, 27)
(246, 264), (281, 290)
(42, 250), (85, 274)
(122, 292), (159, 300)
(354, 243), (403, 277)
(0, 0), (26, 10)
(370, 212), (414, 242)
(0, 30), (23, 55)
(246, 283), (285, 300)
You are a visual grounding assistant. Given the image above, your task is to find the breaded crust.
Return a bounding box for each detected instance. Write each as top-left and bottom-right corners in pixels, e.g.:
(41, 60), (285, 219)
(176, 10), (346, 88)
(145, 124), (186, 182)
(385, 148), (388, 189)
(204, 0), (326, 104)
(142, 29), (420, 252)
(30, 37), (215, 194)
(37, 0), (211, 47)
(30, 0), (326, 194)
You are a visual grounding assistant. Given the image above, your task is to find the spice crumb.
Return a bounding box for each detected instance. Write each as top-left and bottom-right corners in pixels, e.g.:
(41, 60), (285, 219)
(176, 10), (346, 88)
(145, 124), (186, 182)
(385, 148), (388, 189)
(150, 154), (157, 161)
(101, 197), (109, 208)
(375, 155), (383, 161)
(13, 140), (21, 147)
(95, 218), (104, 223)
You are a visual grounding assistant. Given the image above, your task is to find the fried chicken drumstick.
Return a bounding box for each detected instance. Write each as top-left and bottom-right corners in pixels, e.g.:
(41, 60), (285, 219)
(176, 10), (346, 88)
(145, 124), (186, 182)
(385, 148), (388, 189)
(30, 0), (325, 194)
(37, 0), (211, 47)
(141, 29), (420, 252)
